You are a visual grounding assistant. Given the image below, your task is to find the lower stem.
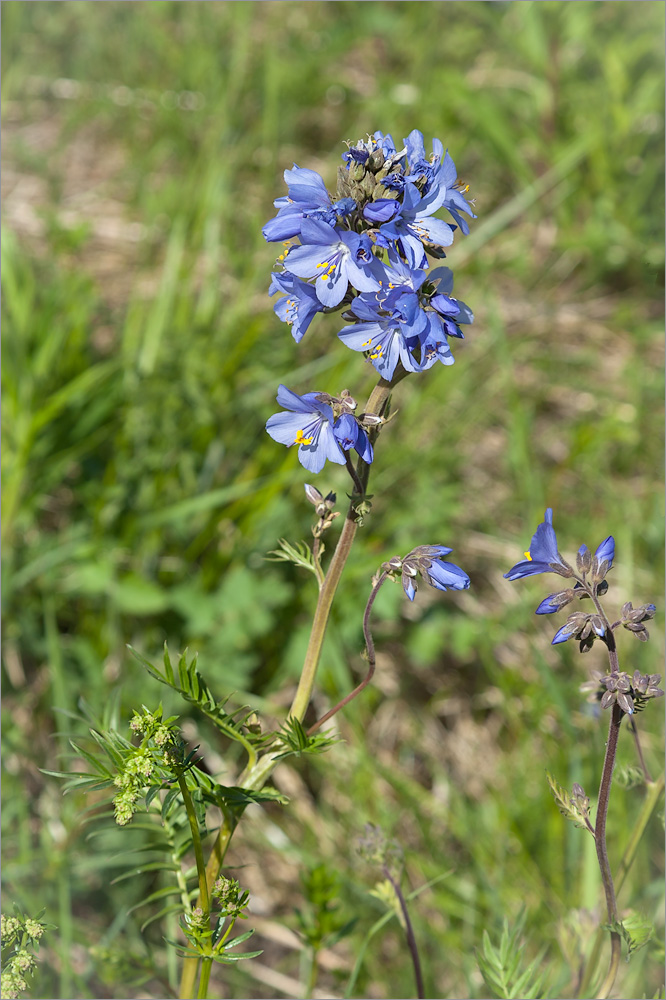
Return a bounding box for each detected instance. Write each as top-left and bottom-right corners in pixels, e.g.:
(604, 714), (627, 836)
(197, 958), (212, 1000)
(593, 704), (623, 1000)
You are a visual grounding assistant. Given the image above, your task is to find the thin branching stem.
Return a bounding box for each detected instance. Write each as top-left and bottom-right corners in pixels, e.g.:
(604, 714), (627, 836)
(626, 717), (652, 783)
(307, 570), (389, 735)
(383, 865), (425, 1000)
(345, 451), (365, 497)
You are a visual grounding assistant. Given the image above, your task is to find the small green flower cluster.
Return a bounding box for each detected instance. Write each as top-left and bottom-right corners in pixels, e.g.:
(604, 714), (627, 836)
(1, 913), (47, 1000)
(212, 877), (250, 920)
(114, 708), (180, 826)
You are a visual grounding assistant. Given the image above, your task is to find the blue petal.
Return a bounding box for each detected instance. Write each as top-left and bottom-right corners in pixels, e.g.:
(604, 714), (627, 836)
(535, 595), (561, 615)
(551, 624), (575, 644)
(594, 536), (615, 568)
(427, 560), (470, 592)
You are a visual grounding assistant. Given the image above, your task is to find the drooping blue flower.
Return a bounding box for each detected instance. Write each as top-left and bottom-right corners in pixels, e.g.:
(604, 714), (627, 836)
(266, 385), (374, 474)
(504, 509), (573, 581)
(333, 412), (373, 464)
(266, 385), (346, 474)
(400, 544), (470, 602)
(269, 272), (323, 343)
(263, 164), (356, 242)
(283, 219), (387, 307)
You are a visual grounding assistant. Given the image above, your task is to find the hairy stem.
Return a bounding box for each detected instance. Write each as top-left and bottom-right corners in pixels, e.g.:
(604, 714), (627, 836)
(593, 702), (623, 1000)
(578, 771), (664, 998)
(383, 865), (425, 1000)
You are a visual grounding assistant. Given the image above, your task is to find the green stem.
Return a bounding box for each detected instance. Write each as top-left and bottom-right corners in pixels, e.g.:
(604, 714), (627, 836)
(304, 947), (320, 999)
(177, 774), (210, 916)
(288, 376), (395, 724)
(307, 569), (388, 735)
(178, 374), (402, 1000)
(197, 958), (212, 1000)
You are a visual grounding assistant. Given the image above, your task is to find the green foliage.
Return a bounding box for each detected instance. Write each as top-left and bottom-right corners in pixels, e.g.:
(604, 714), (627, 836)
(295, 864), (356, 953)
(1, 909), (53, 1000)
(267, 538), (322, 583)
(275, 716), (341, 760)
(614, 910), (654, 957)
(546, 773), (594, 834)
(476, 910), (547, 1000)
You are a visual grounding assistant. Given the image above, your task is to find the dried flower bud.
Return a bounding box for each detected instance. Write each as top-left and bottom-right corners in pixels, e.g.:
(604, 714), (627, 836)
(304, 483), (323, 507)
(600, 671), (634, 714)
(576, 545), (592, 575)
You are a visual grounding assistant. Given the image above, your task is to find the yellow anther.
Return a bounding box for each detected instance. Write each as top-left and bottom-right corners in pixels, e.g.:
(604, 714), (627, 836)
(524, 551), (532, 561)
(295, 430), (314, 446)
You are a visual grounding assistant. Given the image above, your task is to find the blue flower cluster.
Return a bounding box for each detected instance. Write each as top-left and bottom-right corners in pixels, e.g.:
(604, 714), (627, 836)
(264, 130), (475, 473)
(504, 508), (618, 647)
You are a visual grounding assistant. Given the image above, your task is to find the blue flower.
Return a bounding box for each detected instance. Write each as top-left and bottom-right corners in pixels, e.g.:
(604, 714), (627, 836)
(283, 220), (387, 307)
(333, 412), (373, 464)
(342, 131), (400, 168)
(400, 544), (470, 602)
(269, 272), (323, 343)
(403, 131), (477, 234)
(263, 165), (355, 242)
(504, 509), (573, 581)
(371, 182), (455, 269)
(265, 385), (374, 473)
(266, 385), (346, 474)
(337, 290), (423, 380)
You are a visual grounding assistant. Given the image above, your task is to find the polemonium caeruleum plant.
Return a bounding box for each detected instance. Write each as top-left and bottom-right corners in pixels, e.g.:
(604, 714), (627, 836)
(504, 509), (662, 1000)
(53, 130), (662, 1000)
(57, 129), (475, 1000)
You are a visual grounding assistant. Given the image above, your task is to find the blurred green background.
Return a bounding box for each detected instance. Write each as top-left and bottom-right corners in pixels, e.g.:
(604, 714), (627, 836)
(2, 2), (664, 998)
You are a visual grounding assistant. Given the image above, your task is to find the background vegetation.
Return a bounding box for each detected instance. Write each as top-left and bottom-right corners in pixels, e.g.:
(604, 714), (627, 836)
(2, 2), (663, 998)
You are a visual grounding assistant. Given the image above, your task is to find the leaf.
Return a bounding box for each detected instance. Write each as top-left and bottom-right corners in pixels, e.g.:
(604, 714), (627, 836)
(274, 716), (341, 759)
(211, 949), (263, 963)
(266, 538), (319, 579)
(476, 910), (546, 1000)
(140, 904), (187, 934)
(613, 911), (653, 956)
(110, 862), (181, 885)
